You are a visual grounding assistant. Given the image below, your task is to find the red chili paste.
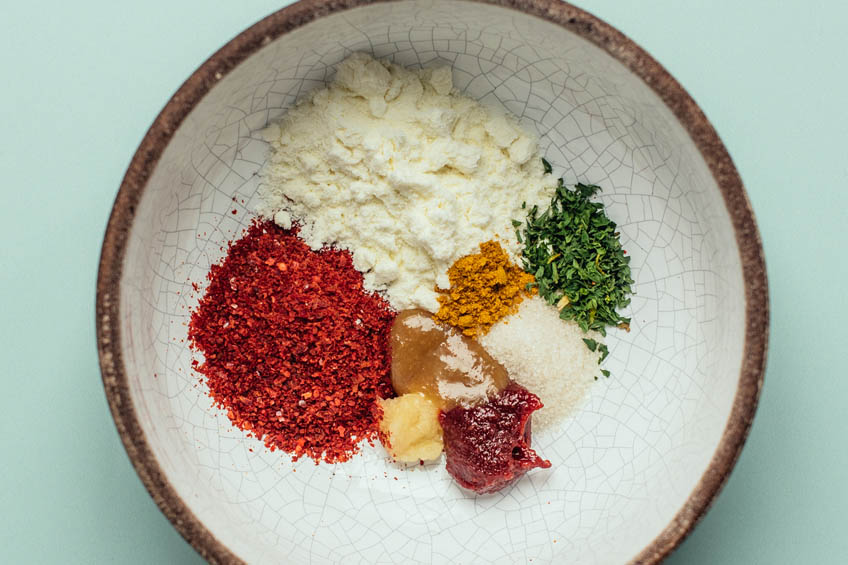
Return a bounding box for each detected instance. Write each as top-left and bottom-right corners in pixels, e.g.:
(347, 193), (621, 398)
(439, 383), (551, 493)
(188, 220), (395, 463)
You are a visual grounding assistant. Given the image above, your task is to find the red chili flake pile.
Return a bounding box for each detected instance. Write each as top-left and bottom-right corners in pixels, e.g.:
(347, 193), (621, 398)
(188, 220), (395, 463)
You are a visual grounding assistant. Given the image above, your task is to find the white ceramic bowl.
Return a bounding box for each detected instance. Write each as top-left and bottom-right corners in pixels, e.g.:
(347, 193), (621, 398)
(97, 1), (768, 563)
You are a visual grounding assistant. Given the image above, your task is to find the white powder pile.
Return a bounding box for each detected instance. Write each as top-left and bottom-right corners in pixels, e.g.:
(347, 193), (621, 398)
(260, 53), (555, 312)
(480, 296), (602, 430)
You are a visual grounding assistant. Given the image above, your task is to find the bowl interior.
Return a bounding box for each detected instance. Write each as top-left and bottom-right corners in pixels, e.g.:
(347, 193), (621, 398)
(117, 1), (746, 562)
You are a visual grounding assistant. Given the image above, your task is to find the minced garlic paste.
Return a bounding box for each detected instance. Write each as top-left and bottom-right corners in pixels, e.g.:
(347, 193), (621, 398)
(378, 394), (443, 462)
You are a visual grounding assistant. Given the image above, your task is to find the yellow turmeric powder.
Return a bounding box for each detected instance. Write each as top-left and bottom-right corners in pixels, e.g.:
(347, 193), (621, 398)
(435, 240), (536, 337)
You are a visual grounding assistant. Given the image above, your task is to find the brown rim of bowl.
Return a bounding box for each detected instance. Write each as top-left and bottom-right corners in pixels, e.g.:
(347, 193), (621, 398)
(96, 0), (769, 563)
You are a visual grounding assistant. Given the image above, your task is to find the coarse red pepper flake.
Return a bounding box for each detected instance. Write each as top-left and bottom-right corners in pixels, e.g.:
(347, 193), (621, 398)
(189, 220), (395, 463)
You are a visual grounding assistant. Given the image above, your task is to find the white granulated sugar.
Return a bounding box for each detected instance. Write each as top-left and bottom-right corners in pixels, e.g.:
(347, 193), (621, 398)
(260, 53), (555, 312)
(480, 296), (602, 431)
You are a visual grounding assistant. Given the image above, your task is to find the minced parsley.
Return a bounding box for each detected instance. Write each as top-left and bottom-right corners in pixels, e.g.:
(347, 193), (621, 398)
(516, 173), (633, 345)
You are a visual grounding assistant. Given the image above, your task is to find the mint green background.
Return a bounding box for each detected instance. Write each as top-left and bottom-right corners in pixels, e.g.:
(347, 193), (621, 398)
(2, 1), (846, 562)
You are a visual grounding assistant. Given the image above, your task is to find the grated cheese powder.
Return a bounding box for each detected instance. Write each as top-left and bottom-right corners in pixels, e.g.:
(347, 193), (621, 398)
(259, 53), (555, 312)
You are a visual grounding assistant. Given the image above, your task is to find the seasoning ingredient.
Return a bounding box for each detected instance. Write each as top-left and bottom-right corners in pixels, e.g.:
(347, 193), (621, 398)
(518, 179), (633, 335)
(260, 53), (555, 312)
(378, 394), (443, 462)
(435, 240), (535, 337)
(439, 383), (551, 494)
(480, 296), (602, 430)
(188, 220), (395, 463)
(390, 309), (508, 410)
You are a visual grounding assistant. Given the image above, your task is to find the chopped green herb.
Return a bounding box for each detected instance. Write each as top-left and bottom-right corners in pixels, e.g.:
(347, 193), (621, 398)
(598, 343), (610, 363)
(582, 338), (599, 352)
(541, 158), (553, 175)
(518, 177), (633, 374)
(520, 180), (632, 333)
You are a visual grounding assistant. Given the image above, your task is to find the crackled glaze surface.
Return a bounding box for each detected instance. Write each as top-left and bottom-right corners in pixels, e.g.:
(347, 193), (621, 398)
(112, 2), (751, 563)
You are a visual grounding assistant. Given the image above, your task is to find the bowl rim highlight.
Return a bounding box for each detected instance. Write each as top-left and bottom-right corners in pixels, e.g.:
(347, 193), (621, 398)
(95, 1), (769, 562)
